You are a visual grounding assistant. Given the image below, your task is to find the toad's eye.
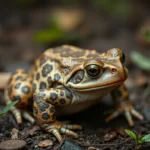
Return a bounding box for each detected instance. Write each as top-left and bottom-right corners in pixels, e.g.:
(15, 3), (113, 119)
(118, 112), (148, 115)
(86, 64), (103, 78)
(121, 52), (125, 63)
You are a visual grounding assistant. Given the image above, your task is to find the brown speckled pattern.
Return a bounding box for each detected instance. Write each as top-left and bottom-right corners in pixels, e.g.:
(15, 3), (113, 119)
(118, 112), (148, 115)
(7, 69), (33, 109)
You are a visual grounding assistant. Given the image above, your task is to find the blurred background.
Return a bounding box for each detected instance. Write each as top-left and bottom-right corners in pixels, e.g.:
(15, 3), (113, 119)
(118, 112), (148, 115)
(0, 0), (149, 108)
(0, 0), (150, 72)
(0, 0), (149, 112)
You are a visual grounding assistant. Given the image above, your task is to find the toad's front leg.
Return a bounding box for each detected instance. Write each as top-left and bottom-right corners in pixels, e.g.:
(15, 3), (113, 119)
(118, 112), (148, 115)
(106, 84), (144, 126)
(33, 88), (82, 142)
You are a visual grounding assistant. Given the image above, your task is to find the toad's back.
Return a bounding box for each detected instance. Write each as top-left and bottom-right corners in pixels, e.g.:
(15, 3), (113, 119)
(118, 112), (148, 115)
(30, 45), (99, 74)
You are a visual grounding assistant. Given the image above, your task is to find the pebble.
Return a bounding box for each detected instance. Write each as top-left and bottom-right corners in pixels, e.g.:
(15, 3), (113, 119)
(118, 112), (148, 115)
(0, 140), (26, 150)
(61, 140), (83, 150)
(88, 146), (97, 150)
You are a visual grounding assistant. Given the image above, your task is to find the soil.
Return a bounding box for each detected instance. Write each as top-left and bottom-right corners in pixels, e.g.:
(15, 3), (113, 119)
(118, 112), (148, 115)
(0, 1), (150, 150)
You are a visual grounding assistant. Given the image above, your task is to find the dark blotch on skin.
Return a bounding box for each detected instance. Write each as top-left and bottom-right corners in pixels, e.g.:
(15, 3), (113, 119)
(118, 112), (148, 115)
(50, 106), (55, 113)
(21, 86), (30, 94)
(13, 95), (21, 101)
(60, 98), (66, 104)
(40, 82), (47, 89)
(20, 78), (27, 81)
(42, 64), (53, 77)
(47, 76), (52, 84)
(65, 89), (72, 99)
(33, 95), (41, 105)
(39, 106), (46, 112)
(15, 76), (22, 81)
(36, 73), (40, 81)
(42, 113), (50, 120)
(54, 73), (61, 81)
(38, 92), (46, 98)
(70, 70), (84, 84)
(43, 103), (49, 108)
(37, 101), (49, 112)
(38, 101), (49, 112)
(60, 91), (64, 96)
(50, 93), (58, 101)
(39, 102), (49, 109)
(14, 83), (21, 89)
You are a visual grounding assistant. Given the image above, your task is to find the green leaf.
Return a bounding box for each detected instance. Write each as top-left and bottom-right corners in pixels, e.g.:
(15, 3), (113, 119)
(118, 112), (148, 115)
(130, 51), (150, 71)
(0, 101), (19, 116)
(144, 30), (150, 42)
(34, 28), (64, 43)
(140, 134), (150, 143)
(125, 129), (137, 140)
(138, 135), (143, 144)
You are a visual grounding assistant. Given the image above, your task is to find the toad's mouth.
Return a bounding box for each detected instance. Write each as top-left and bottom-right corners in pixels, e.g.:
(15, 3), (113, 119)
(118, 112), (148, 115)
(70, 81), (123, 92)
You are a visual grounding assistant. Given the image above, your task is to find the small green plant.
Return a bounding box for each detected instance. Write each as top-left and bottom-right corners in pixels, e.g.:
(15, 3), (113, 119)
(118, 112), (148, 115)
(130, 51), (150, 72)
(0, 101), (18, 116)
(125, 129), (150, 145)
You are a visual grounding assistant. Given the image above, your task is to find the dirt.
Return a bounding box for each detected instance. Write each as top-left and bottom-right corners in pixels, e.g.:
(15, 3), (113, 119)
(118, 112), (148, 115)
(0, 1), (150, 150)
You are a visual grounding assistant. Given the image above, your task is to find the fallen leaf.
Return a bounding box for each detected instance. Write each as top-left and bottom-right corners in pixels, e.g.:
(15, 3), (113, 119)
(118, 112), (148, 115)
(38, 139), (53, 148)
(104, 131), (117, 142)
(27, 125), (40, 136)
(116, 127), (127, 137)
(11, 128), (19, 139)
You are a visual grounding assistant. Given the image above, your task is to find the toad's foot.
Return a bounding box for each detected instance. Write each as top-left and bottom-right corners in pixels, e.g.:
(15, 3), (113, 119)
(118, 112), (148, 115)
(105, 101), (143, 126)
(10, 105), (35, 124)
(41, 121), (82, 142)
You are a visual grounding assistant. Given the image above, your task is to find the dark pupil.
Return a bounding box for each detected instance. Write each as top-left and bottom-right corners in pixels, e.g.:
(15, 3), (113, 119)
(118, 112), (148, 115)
(89, 68), (98, 74)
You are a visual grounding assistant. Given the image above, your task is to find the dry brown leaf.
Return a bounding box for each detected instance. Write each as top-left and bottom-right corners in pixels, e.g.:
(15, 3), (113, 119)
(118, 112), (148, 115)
(104, 131), (117, 142)
(27, 125), (40, 136)
(38, 139), (53, 148)
(11, 128), (19, 139)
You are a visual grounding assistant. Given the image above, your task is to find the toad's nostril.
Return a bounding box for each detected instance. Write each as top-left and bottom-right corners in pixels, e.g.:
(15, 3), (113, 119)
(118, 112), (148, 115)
(111, 68), (117, 74)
